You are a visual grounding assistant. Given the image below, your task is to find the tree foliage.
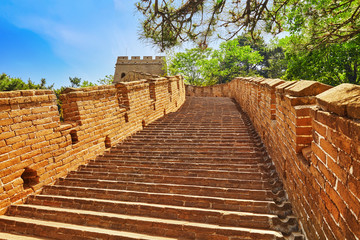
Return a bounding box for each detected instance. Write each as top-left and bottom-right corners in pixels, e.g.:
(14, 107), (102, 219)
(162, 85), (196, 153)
(0, 73), (53, 91)
(280, 35), (360, 85)
(167, 39), (263, 85)
(167, 48), (212, 85)
(136, 0), (360, 51)
(97, 75), (114, 85)
(236, 35), (287, 78)
(202, 39), (263, 84)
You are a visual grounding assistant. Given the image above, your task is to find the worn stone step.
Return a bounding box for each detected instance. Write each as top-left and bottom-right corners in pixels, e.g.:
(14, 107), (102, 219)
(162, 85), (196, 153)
(55, 178), (285, 201)
(130, 133), (254, 138)
(98, 154), (265, 164)
(77, 165), (267, 178)
(64, 172), (274, 189)
(124, 137), (254, 143)
(0, 232), (48, 240)
(116, 141), (258, 147)
(35, 187), (291, 216)
(117, 141), (257, 148)
(87, 159), (266, 171)
(89, 156), (269, 171)
(137, 130), (250, 134)
(6, 205), (286, 239)
(25, 195), (295, 231)
(126, 137), (258, 144)
(71, 169), (270, 183)
(143, 128), (250, 132)
(0, 215), (175, 240)
(113, 145), (261, 153)
(88, 159), (267, 172)
(107, 149), (262, 158)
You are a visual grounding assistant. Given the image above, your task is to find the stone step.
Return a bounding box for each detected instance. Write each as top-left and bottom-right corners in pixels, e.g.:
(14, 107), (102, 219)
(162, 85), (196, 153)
(77, 165), (267, 178)
(124, 137), (254, 143)
(131, 133), (254, 138)
(55, 178), (285, 201)
(113, 143), (262, 151)
(126, 136), (257, 144)
(108, 149), (262, 157)
(143, 127), (250, 131)
(36, 187), (292, 216)
(117, 141), (258, 147)
(70, 169), (270, 183)
(137, 129), (251, 134)
(99, 154), (265, 164)
(5, 205), (286, 239)
(25, 195), (296, 232)
(88, 159), (268, 171)
(90, 158), (269, 171)
(85, 158), (268, 172)
(63, 172), (275, 190)
(0, 232), (48, 240)
(0, 215), (175, 240)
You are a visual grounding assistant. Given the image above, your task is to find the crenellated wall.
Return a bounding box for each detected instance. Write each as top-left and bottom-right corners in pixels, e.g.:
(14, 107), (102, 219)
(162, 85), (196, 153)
(186, 79), (360, 240)
(114, 56), (164, 83)
(0, 75), (185, 214)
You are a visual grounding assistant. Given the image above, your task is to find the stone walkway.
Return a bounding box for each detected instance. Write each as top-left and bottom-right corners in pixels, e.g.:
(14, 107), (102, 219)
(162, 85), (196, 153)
(0, 97), (303, 239)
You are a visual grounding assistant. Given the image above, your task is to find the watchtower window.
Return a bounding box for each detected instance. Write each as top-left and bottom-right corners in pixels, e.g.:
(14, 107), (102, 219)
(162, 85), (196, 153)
(121, 73), (126, 78)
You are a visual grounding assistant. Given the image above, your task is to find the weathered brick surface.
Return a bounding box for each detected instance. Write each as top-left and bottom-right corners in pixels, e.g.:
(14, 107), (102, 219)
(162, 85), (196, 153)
(186, 79), (360, 239)
(0, 76), (185, 214)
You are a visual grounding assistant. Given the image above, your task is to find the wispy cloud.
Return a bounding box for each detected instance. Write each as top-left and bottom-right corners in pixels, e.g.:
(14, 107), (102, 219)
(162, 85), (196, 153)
(15, 15), (90, 48)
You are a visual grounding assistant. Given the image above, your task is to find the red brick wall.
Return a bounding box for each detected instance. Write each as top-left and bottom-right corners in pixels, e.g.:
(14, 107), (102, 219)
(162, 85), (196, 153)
(186, 79), (360, 239)
(0, 76), (185, 214)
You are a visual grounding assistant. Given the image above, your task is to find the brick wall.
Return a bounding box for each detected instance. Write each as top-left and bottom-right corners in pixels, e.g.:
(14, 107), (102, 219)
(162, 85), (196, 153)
(114, 56), (164, 83)
(114, 71), (161, 83)
(186, 79), (360, 239)
(0, 76), (185, 214)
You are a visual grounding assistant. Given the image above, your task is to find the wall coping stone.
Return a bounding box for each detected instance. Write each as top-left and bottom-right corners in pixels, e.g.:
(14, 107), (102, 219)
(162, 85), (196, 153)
(147, 77), (169, 84)
(264, 79), (285, 88)
(316, 83), (360, 119)
(275, 81), (297, 94)
(285, 80), (332, 97)
(0, 89), (54, 98)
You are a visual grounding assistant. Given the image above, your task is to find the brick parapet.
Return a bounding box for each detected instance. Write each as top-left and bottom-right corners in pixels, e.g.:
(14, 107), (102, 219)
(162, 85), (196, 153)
(185, 79), (360, 239)
(114, 57), (165, 83)
(0, 75), (185, 214)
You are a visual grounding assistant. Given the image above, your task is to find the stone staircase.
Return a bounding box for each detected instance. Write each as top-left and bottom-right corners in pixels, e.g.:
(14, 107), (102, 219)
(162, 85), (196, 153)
(0, 97), (304, 240)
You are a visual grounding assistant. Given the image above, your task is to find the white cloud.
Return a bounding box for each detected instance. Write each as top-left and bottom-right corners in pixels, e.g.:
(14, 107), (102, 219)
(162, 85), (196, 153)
(15, 15), (90, 48)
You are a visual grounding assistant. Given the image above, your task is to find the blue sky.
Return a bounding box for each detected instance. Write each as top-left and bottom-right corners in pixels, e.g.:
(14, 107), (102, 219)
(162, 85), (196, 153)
(0, 0), (164, 88)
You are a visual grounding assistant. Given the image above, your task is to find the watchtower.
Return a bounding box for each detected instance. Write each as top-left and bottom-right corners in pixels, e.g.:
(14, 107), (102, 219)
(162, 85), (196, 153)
(114, 56), (164, 83)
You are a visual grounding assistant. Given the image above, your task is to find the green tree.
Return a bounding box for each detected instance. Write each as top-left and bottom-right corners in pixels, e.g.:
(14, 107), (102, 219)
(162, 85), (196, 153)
(136, 0), (359, 50)
(236, 35), (287, 78)
(68, 77), (97, 88)
(201, 39), (263, 84)
(80, 80), (96, 88)
(280, 36), (360, 85)
(69, 77), (82, 88)
(168, 48), (212, 85)
(0, 74), (27, 91)
(0, 73), (54, 91)
(97, 75), (114, 85)
(167, 39), (263, 85)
